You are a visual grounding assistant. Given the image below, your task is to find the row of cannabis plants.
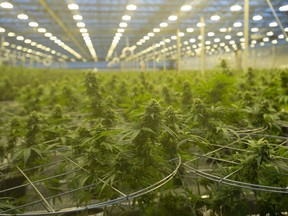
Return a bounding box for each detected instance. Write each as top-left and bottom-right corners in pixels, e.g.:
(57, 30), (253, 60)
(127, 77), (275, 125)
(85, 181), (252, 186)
(0, 66), (287, 215)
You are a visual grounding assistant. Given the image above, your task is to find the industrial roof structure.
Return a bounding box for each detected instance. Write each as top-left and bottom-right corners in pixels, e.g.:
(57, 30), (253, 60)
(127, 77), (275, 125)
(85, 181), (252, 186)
(0, 0), (287, 67)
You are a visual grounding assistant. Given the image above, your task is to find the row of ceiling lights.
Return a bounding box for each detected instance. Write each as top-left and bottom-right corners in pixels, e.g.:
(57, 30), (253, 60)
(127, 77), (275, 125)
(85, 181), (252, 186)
(67, 2), (97, 61)
(1, 1), (288, 63)
(0, 27), (68, 60)
(133, 36), (281, 63)
(2, 41), (67, 64)
(129, 25), (287, 63)
(129, 2), (288, 61)
(0, 1), (82, 60)
(105, 4), (137, 61)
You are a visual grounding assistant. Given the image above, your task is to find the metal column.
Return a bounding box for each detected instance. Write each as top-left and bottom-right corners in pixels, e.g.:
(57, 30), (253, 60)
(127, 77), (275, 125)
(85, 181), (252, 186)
(177, 29), (181, 72)
(163, 37), (167, 72)
(243, 0), (250, 73)
(200, 17), (205, 75)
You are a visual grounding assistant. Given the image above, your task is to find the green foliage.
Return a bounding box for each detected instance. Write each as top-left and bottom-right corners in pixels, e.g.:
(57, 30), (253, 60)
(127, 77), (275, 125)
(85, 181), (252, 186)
(0, 67), (288, 215)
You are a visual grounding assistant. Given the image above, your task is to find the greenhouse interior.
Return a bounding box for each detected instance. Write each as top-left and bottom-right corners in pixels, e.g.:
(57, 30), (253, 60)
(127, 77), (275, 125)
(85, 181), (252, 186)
(0, 0), (288, 215)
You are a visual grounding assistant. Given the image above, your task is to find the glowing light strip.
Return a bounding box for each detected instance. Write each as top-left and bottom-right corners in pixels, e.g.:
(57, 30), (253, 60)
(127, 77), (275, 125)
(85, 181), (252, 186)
(105, 4), (137, 61)
(67, 2), (97, 61)
(2, 1), (80, 60)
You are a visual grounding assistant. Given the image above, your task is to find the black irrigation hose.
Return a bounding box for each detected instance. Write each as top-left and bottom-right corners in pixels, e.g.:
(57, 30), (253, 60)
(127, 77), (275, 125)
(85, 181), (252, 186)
(184, 164), (288, 194)
(0, 156), (181, 216)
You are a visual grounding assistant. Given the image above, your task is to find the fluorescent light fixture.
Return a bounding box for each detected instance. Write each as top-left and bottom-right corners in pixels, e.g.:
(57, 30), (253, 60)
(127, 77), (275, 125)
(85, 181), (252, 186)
(16, 36), (24, 41)
(148, 32), (155, 37)
(73, 15), (83, 20)
(225, 35), (232, 40)
(50, 36), (57, 41)
(144, 36), (150, 40)
(117, 28), (125, 33)
(68, 3), (79, 10)
(251, 27), (259, 32)
(233, 22), (242, 27)
(253, 15), (263, 21)
(198, 35), (202, 40)
(179, 32), (185, 37)
(122, 15), (131, 21)
(0, 27), (5, 33)
(181, 5), (192, 11)
(272, 39), (277, 44)
(211, 15), (220, 21)
(278, 34), (284, 39)
(197, 22), (205, 27)
(219, 28), (227, 32)
(82, 33), (89, 37)
(171, 35), (177, 40)
(115, 32), (122, 37)
(44, 32), (52, 37)
(279, 5), (288, 12)
(214, 38), (220, 43)
(160, 22), (168, 27)
(80, 28), (88, 33)
(29, 22), (39, 27)
(119, 22), (128, 27)
(269, 22), (278, 27)
(77, 22), (85, 28)
(38, 28), (46, 33)
(230, 5), (242, 11)
(237, 32), (243, 36)
(153, 28), (160, 33)
(168, 15), (178, 21)
(0, 2), (13, 9)
(207, 32), (215, 37)
(267, 31), (273, 36)
(24, 39), (32, 44)
(186, 28), (194, 32)
(126, 4), (137, 11)
(8, 32), (15, 37)
(229, 40), (235, 45)
(17, 14), (29, 20)
(165, 38), (171, 43)
(205, 41), (211, 45)
(263, 37), (269, 42)
(136, 41), (142, 46)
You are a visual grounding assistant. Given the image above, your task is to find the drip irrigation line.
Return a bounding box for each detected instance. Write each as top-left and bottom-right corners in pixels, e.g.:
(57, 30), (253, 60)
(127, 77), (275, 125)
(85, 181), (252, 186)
(1, 181), (104, 214)
(3, 160), (66, 178)
(239, 133), (288, 141)
(0, 155), (181, 216)
(192, 153), (239, 165)
(0, 170), (76, 195)
(184, 164), (288, 194)
(16, 166), (55, 213)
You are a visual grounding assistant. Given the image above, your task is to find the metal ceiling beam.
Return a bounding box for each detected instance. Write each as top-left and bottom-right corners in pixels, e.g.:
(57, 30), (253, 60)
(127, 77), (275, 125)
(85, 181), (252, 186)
(38, 0), (89, 59)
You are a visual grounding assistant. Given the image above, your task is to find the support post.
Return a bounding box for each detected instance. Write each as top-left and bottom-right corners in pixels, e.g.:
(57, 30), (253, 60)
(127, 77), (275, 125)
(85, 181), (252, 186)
(153, 44), (156, 72)
(16, 166), (55, 212)
(200, 17), (205, 75)
(163, 37), (167, 72)
(243, 0), (250, 73)
(177, 29), (181, 72)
